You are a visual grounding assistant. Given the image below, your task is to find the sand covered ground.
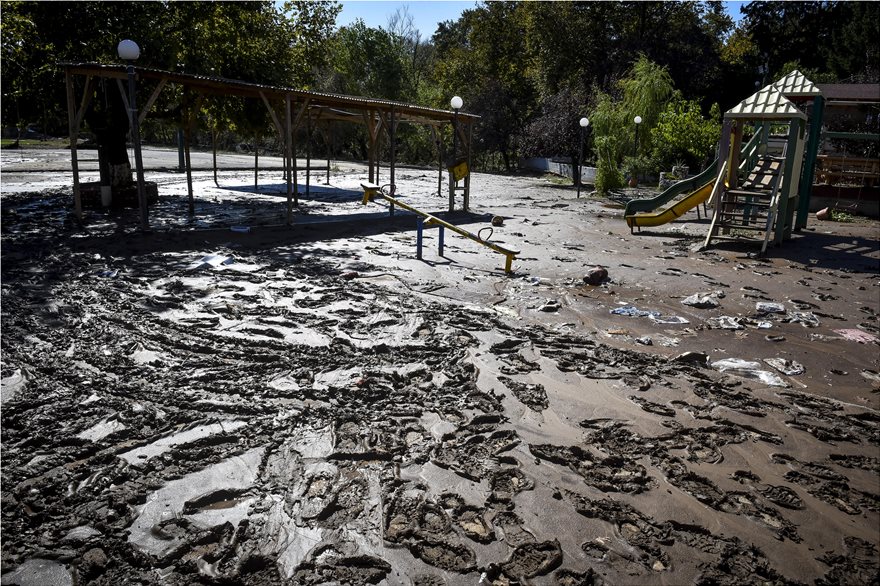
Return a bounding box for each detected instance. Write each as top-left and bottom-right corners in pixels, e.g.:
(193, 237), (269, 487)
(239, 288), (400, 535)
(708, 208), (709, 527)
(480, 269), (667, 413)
(1, 147), (879, 585)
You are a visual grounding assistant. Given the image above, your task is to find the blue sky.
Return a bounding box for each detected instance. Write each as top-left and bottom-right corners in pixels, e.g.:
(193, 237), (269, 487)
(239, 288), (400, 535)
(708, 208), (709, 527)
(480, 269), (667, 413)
(336, 1), (747, 37)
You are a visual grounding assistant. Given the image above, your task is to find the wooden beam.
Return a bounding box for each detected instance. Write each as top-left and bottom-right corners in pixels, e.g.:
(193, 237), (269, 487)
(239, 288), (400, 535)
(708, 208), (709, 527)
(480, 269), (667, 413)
(73, 75), (96, 130)
(66, 71), (83, 220)
(138, 78), (167, 126)
(285, 95), (293, 222)
(259, 91), (284, 137)
(430, 125), (444, 198)
(292, 98), (310, 131)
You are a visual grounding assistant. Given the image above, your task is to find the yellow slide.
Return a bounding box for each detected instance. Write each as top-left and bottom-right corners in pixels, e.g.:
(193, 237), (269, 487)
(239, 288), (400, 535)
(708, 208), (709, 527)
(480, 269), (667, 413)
(625, 180), (714, 228)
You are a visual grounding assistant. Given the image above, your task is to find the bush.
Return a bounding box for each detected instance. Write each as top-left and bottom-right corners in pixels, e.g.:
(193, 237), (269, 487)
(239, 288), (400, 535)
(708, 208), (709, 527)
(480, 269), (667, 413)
(652, 96), (721, 171)
(594, 136), (624, 193)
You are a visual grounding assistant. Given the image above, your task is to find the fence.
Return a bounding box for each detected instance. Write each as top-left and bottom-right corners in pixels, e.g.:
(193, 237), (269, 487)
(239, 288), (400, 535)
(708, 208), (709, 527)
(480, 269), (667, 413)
(519, 157), (597, 184)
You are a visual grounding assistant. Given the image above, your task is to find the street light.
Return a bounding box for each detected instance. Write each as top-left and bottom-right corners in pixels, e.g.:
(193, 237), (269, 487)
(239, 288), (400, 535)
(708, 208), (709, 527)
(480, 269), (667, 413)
(449, 96), (463, 212)
(118, 39), (149, 230)
(450, 95), (462, 160)
(577, 117), (589, 198)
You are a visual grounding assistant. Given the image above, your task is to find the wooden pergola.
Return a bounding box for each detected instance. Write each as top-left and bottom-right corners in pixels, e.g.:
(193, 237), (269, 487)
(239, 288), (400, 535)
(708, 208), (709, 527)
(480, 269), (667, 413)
(62, 63), (478, 227)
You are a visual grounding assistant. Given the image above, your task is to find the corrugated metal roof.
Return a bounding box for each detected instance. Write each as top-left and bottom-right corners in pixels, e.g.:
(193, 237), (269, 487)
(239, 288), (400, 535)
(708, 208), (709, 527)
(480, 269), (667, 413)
(815, 83), (880, 102)
(61, 63), (479, 124)
(773, 70), (822, 98)
(725, 83), (807, 120)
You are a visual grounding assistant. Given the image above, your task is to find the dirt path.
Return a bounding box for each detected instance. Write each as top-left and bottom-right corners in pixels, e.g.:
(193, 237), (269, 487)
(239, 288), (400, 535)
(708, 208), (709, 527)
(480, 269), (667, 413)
(1, 148), (878, 584)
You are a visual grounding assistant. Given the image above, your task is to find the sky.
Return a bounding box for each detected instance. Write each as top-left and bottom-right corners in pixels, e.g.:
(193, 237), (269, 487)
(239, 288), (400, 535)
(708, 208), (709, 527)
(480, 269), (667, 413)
(335, 1), (747, 37)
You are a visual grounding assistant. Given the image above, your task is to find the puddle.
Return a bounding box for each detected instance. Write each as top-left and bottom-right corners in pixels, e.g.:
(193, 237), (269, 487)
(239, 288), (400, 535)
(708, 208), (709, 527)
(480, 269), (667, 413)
(127, 447), (265, 558)
(119, 420), (248, 466)
(0, 558), (73, 586)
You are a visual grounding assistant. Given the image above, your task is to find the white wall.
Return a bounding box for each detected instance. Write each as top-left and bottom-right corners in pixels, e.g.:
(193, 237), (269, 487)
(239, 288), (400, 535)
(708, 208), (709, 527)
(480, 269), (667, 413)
(519, 157), (597, 184)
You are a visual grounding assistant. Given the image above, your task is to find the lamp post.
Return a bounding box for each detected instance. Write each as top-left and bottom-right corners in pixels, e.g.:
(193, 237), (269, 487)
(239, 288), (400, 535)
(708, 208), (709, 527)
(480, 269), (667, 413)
(449, 96), (463, 212)
(177, 63), (185, 171)
(118, 39), (148, 230)
(450, 95), (463, 162)
(577, 117), (589, 198)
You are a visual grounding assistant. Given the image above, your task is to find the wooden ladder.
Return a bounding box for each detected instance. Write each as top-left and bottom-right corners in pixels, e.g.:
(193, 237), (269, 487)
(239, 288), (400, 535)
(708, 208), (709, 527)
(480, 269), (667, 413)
(703, 154), (784, 252)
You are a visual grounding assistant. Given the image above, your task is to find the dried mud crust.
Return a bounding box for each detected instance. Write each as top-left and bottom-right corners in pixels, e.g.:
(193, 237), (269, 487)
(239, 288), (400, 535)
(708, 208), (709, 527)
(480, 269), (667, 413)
(1, 200), (879, 584)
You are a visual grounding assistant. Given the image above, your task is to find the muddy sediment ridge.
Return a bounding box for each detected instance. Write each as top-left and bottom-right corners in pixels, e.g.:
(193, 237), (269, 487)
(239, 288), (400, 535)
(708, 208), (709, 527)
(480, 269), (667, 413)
(2, 189), (879, 585)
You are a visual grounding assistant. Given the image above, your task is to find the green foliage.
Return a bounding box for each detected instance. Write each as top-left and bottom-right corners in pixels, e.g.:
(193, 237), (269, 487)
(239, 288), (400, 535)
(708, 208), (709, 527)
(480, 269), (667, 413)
(652, 96), (721, 170)
(3, 0), (878, 174)
(594, 136), (624, 193)
(0, 1), (340, 135)
(324, 19), (408, 99)
(619, 56), (675, 157)
(590, 58), (675, 193)
(830, 208), (857, 223)
(590, 91), (628, 194)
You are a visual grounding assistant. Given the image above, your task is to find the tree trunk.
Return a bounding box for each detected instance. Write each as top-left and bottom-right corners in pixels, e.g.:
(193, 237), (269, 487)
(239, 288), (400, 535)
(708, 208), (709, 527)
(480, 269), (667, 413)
(84, 86), (133, 189)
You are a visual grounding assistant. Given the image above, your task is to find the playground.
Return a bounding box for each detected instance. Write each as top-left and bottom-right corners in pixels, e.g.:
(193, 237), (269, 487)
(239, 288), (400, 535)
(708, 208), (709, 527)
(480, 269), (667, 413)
(2, 137), (879, 583)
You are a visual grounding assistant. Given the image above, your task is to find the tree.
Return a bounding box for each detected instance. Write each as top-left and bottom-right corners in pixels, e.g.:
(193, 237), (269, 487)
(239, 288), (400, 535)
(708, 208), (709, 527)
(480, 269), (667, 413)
(828, 1), (880, 82)
(652, 94), (721, 170)
(517, 86), (590, 181)
(1, 1), (340, 189)
(590, 56), (676, 193)
(618, 56), (675, 157)
(589, 92), (628, 194)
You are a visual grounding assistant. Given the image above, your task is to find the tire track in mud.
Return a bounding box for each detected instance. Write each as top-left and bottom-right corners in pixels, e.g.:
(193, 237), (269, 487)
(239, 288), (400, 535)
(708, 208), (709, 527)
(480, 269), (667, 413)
(2, 239), (879, 584)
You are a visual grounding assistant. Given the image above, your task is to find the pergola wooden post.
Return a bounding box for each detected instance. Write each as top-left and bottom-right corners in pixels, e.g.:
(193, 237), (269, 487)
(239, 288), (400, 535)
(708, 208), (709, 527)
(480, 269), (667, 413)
(65, 71), (93, 221)
(285, 95), (293, 223)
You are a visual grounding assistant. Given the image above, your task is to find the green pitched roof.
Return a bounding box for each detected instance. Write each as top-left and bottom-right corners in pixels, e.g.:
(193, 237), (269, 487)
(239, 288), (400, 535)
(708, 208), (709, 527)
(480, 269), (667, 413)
(725, 83), (807, 121)
(773, 70), (823, 98)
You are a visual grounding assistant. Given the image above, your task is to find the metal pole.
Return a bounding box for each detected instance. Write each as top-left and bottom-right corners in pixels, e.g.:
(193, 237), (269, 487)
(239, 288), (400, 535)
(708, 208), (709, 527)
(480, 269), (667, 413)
(634, 122), (639, 156)
(450, 110), (458, 212)
(577, 125), (585, 198)
(127, 64), (148, 230)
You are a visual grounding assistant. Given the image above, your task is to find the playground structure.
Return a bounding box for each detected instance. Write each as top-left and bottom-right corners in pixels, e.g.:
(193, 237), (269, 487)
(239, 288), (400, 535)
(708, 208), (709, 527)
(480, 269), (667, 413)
(810, 83), (880, 217)
(626, 71), (836, 252)
(361, 182), (519, 273)
(62, 63), (477, 228)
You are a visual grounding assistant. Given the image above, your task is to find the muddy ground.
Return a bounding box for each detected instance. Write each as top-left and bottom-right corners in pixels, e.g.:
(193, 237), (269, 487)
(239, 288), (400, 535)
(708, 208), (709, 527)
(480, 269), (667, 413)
(1, 147), (879, 585)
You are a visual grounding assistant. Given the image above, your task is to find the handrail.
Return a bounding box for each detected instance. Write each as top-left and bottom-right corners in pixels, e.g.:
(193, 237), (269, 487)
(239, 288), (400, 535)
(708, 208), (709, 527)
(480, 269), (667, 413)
(707, 159), (729, 208)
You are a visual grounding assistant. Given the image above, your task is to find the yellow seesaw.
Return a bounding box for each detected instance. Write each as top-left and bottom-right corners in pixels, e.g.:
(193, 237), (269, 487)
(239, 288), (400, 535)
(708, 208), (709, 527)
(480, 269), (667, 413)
(361, 183), (519, 274)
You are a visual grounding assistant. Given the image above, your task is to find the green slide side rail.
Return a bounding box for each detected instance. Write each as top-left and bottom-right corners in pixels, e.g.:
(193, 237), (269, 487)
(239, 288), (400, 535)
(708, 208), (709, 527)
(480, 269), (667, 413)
(624, 131), (762, 218)
(624, 161), (719, 217)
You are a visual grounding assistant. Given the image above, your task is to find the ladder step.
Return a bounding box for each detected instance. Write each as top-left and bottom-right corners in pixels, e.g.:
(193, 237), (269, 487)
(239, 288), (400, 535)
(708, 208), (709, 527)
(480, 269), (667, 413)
(720, 201), (772, 209)
(727, 189), (773, 197)
(715, 223), (767, 231)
